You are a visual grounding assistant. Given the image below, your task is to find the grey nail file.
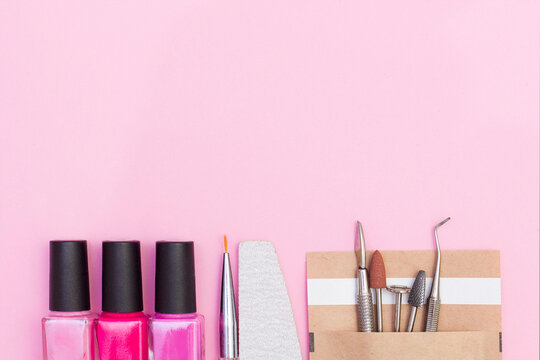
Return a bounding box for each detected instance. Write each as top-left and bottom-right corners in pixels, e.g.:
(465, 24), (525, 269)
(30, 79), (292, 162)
(239, 241), (302, 360)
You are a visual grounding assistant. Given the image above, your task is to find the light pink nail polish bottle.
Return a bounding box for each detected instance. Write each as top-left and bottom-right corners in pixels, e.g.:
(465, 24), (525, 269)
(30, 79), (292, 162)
(42, 240), (96, 360)
(149, 241), (205, 360)
(96, 241), (148, 360)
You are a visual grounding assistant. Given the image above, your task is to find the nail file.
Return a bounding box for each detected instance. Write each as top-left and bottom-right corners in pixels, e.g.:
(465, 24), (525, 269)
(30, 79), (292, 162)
(239, 241), (302, 360)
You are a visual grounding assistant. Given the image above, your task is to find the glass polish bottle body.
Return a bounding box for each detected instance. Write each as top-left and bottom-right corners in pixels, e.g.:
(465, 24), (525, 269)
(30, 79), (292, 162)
(150, 312), (205, 360)
(42, 311), (96, 360)
(96, 311), (148, 360)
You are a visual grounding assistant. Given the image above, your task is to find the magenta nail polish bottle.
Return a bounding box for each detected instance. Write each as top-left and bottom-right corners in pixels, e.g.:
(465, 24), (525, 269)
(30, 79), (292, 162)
(96, 241), (148, 360)
(150, 241), (205, 360)
(42, 240), (96, 360)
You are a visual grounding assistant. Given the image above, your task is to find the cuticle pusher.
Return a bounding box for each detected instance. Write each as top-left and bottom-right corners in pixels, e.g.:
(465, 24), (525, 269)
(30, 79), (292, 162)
(425, 217), (451, 332)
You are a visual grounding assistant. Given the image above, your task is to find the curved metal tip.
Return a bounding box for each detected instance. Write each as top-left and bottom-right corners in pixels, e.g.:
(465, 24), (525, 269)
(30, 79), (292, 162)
(435, 217), (451, 229)
(430, 217), (450, 299)
(355, 221), (366, 269)
(434, 217), (450, 250)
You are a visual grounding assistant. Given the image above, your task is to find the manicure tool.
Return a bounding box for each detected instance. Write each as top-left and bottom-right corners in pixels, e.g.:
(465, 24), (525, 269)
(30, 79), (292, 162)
(220, 236), (238, 359)
(239, 241), (302, 360)
(369, 250), (386, 332)
(387, 285), (411, 332)
(425, 217), (451, 332)
(355, 222), (374, 332)
(406, 270), (426, 332)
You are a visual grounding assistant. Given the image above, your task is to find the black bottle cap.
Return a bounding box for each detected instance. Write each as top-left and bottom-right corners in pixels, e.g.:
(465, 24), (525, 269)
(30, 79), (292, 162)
(155, 241), (197, 314)
(49, 240), (91, 312)
(102, 241), (143, 313)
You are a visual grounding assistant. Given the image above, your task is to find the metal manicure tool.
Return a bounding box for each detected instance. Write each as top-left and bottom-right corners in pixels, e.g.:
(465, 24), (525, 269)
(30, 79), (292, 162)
(355, 221), (374, 332)
(406, 270), (426, 332)
(425, 217), (451, 332)
(387, 285), (411, 332)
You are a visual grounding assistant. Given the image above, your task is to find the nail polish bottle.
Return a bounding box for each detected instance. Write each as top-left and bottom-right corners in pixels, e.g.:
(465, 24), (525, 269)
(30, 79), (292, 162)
(150, 241), (205, 360)
(42, 240), (96, 360)
(96, 241), (148, 360)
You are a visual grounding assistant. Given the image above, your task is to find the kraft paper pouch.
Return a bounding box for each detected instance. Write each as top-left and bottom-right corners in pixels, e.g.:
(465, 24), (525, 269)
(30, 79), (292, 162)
(307, 250), (501, 360)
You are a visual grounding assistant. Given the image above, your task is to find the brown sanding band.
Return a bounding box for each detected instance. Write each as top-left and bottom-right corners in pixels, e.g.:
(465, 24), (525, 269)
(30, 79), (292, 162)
(307, 250), (501, 279)
(308, 304), (502, 332)
(369, 250), (386, 288)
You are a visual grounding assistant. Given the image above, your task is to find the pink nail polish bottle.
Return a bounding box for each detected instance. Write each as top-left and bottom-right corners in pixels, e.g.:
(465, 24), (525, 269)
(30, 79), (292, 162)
(42, 240), (96, 360)
(97, 241), (148, 360)
(150, 241), (205, 360)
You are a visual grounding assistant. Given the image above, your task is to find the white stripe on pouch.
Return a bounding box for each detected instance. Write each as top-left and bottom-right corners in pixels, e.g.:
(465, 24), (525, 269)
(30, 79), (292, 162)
(307, 278), (501, 306)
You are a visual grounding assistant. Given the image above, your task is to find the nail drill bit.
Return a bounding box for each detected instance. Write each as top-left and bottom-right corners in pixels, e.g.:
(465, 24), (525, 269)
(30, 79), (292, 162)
(369, 250), (386, 332)
(355, 222), (374, 332)
(406, 270), (426, 332)
(425, 217), (451, 332)
(220, 236), (239, 359)
(387, 285), (411, 332)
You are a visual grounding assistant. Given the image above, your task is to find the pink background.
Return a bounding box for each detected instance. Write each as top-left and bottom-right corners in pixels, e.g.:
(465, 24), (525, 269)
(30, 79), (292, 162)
(0, 0), (538, 359)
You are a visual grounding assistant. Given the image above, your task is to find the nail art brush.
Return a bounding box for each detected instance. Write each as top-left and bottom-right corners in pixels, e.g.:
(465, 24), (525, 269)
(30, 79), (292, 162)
(355, 221), (374, 332)
(369, 250), (386, 332)
(406, 270), (426, 332)
(425, 217), (451, 332)
(220, 236), (238, 359)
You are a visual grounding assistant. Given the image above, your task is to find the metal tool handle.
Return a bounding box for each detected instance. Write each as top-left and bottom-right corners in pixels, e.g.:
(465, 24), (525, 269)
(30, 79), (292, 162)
(356, 268), (374, 332)
(375, 288), (383, 332)
(406, 306), (418, 332)
(425, 297), (440, 332)
(357, 292), (374, 332)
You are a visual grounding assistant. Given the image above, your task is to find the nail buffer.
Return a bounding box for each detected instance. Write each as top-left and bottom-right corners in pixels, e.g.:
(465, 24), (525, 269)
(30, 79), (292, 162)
(239, 241), (302, 360)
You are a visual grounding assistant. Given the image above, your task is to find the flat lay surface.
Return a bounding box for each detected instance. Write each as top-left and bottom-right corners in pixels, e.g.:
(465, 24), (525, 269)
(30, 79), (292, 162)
(0, 0), (538, 358)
